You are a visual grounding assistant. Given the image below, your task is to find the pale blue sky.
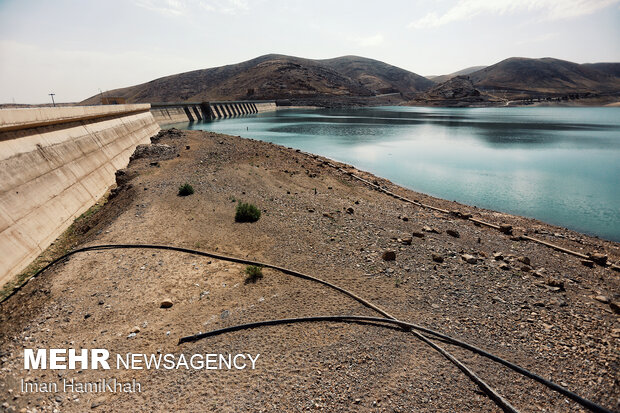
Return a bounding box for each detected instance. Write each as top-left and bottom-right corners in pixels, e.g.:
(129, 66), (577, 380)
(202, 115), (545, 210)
(1, 0), (619, 103)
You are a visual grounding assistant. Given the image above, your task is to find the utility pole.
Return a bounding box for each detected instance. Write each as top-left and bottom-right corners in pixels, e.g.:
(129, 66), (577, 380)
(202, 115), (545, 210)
(49, 93), (56, 107)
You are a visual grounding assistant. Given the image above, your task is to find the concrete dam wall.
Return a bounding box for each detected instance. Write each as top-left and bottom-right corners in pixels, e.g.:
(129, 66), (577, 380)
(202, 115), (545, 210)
(0, 104), (160, 287)
(151, 101), (277, 125)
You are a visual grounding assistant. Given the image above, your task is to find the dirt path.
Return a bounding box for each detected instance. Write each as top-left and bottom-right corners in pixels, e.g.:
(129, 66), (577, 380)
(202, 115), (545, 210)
(1, 129), (618, 412)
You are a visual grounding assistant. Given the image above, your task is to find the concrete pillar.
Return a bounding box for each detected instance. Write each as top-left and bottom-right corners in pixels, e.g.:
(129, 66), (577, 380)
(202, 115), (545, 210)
(183, 106), (195, 122)
(200, 102), (214, 120)
(192, 105), (202, 121)
(212, 104), (224, 119)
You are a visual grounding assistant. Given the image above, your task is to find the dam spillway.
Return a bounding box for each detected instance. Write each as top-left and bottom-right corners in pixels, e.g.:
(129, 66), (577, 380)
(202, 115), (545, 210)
(0, 104), (160, 287)
(150, 101), (275, 125)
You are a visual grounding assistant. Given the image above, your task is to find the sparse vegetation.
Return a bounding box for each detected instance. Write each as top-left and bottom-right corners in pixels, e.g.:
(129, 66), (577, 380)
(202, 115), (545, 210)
(235, 201), (261, 222)
(244, 265), (263, 284)
(178, 183), (194, 196)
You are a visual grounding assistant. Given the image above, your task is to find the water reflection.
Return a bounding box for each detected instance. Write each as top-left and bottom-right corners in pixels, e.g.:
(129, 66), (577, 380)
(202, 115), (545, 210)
(174, 106), (620, 241)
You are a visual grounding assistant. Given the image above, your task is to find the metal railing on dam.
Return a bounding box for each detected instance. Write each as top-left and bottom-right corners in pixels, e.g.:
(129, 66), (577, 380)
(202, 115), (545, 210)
(150, 100), (277, 125)
(0, 104), (160, 287)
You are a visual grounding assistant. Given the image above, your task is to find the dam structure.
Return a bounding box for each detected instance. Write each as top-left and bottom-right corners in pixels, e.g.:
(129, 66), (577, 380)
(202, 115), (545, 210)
(150, 100), (277, 125)
(0, 100), (278, 288)
(0, 104), (160, 287)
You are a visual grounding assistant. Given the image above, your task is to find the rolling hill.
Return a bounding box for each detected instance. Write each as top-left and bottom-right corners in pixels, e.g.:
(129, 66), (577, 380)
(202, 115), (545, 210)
(81, 54), (433, 105)
(582, 62), (620, 78)
(82, 55), (620, 106)
(320, 55), (434, 97)
(408, 76), (502, 107)
(427, 66), (488, 84)
(466, 57), (620, 97)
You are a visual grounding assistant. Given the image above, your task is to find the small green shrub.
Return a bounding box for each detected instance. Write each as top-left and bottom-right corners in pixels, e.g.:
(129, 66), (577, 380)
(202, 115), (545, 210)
(244, 265), (263, 284)
(235, 201), (261, 222)
(178, 183), (194, 196)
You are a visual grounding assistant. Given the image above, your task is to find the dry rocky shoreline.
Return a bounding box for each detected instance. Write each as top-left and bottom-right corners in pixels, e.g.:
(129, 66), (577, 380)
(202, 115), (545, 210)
(0, 128), (618, 412)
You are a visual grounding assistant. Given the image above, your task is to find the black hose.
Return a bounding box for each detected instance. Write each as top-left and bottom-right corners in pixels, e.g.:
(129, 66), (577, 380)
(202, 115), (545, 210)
(2, 244), (515, 411)
(1, 244), (390, 318)
(3, 244), (611, 412)
(179, 315), (518, 412)
(180, 315), (612, 413)
(319, 158), (618, 269)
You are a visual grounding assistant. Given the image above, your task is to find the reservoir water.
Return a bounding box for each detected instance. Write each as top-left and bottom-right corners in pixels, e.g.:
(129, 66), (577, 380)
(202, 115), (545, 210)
(171, 106), (620, 241)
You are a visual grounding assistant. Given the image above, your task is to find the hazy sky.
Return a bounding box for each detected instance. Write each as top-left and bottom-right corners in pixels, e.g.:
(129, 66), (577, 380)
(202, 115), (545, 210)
(1, 0), (619, 103)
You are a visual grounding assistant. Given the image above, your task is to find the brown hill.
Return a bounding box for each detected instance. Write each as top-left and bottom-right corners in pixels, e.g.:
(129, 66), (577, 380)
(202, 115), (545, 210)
(408, 76), (501, 107)
(81, 54), (432, 105)
(427, 66), (488, 84)
(583, 62), (620, 78)
(467, 57), (620, 97)
(320, 55), (434, 98)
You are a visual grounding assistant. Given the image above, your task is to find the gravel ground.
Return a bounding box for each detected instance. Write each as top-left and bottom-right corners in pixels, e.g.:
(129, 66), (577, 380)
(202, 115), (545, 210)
(0, 129), (618, 412)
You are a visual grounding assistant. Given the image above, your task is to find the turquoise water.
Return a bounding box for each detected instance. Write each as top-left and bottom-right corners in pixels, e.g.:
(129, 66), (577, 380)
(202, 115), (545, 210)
(170, 106), (620, 241)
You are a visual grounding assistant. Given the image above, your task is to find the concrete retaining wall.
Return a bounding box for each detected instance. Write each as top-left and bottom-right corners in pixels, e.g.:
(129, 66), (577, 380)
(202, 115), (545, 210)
(151, 101), (277, 126)
(0, 104), (160, 287)
(254, 102), (277, 113)
(151, 107), (191, 125)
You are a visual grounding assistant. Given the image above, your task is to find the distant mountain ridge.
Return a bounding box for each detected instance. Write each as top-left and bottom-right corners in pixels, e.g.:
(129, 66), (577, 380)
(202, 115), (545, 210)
(582, 62), (620, 78)
(409, 76), (501, 107)
(427, 66), (488, 84)
(81, 54), (433, 105)
(466, 57), (620, 97)
(81, 55), (620, 106)
(320, 55), (434, 95)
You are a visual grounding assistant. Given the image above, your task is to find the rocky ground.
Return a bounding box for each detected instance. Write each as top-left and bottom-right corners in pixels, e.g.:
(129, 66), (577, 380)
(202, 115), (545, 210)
(0, 129), (618, 412)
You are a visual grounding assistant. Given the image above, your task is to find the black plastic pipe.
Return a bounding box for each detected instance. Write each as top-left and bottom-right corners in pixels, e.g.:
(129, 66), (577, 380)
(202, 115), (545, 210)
(180, 315), (612, 413)
(3, 244), (612, 412)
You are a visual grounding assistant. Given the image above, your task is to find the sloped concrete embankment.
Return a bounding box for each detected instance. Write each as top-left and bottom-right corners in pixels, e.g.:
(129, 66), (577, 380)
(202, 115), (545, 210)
(0, 105), (160, 286)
